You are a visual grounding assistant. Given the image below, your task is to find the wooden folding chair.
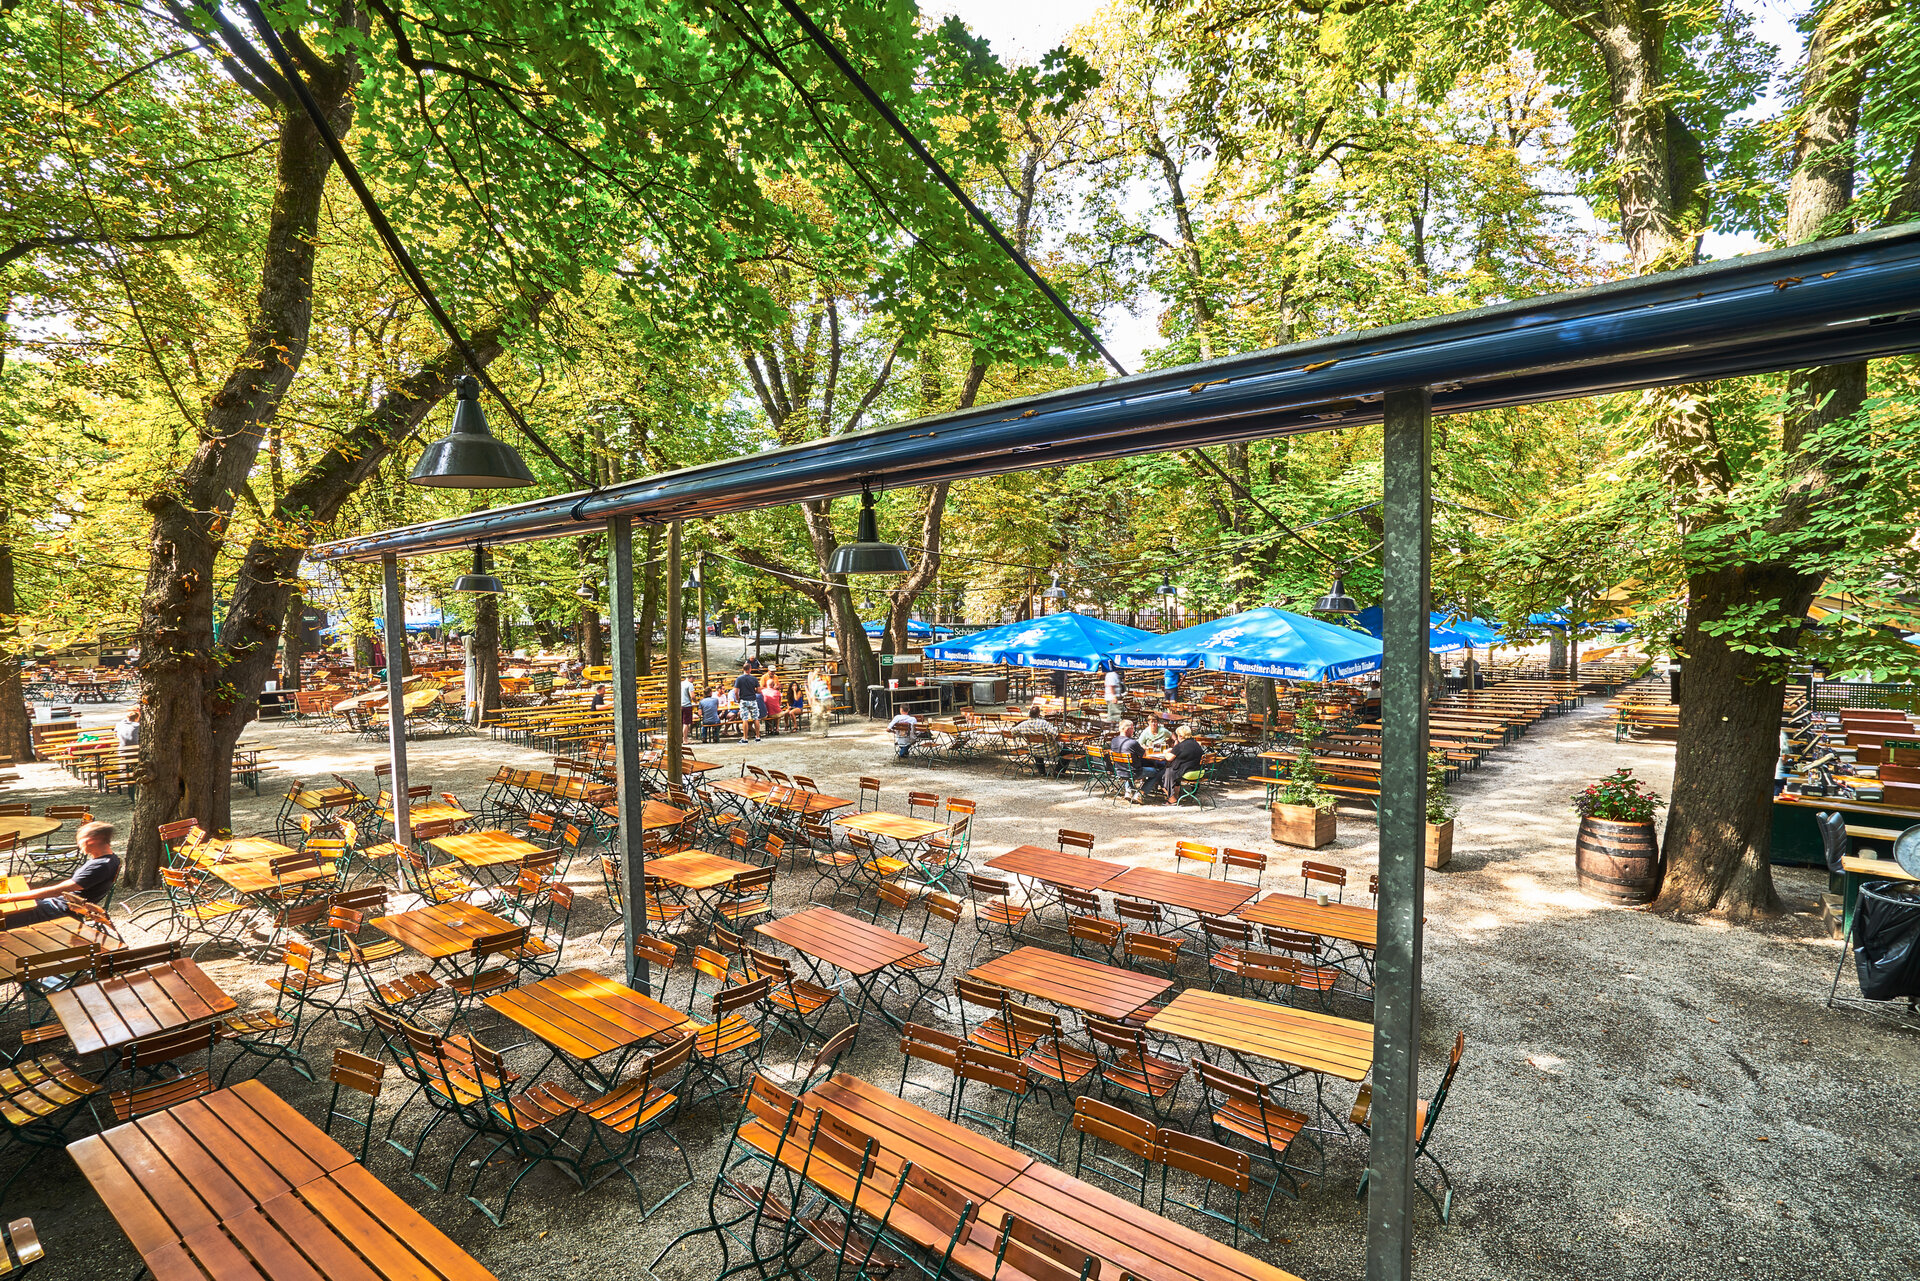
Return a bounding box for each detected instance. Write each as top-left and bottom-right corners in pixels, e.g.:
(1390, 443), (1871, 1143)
(1070, 1095), (1155, 1205)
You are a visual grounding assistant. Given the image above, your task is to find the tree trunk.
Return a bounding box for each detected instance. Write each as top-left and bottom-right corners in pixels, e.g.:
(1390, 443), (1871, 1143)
(0, 542), (32, 763)
(470, 589), (501, 724)
(581, 604), (604, 666)
(638, 524), (662, 676)
(278, 587), (305, 691)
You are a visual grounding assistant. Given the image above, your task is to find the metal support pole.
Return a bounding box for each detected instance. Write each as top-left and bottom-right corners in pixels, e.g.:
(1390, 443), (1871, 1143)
(665, 520), (684, 785)
(1367, 387), (1431, 1281)
(380, 553), (411, 848)
(606, 517), (651, 993)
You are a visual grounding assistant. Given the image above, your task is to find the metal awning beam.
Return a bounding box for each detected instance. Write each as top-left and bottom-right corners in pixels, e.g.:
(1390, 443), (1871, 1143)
(310, 223), (1920, 563)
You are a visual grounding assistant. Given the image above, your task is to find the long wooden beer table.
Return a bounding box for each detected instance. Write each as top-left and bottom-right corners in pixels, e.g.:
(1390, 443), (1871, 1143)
(786, 1074), (1304, 1281)
(69, 1078), (496, 1280)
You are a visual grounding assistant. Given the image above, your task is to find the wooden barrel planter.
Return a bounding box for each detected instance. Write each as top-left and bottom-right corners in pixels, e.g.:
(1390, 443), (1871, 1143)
(1575, 816), (1663, 903)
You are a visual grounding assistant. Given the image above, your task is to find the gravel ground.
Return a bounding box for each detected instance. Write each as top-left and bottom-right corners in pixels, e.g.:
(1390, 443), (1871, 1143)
(7, 667), (1917, 1281)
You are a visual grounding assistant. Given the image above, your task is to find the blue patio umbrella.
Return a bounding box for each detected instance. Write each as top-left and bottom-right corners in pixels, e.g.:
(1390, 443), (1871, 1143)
(923, 611), (1156, 673)
(1352, 607), (1473, 654)
(1444, 616), (1506, 646)
(860, 619), (951, 639)
(1108, 607), (1383, 681)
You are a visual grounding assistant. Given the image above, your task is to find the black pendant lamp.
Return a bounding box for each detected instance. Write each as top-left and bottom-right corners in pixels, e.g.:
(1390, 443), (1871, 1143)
(826, 483), (911, 576)
(451, 545), (505, 594)
(1313, 576), (1358, 615)
(410, 375), (535, 489)
(1156, 573), (1178, 598)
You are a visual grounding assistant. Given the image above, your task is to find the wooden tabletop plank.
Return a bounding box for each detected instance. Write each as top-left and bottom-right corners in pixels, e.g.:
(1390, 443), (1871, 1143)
(806, 1072), (1030, 1206)
(644, 850), (754, 890)
(833, 811), (948, 842)
(219, 1079), (355, 1178)
(1146, 988), (1374, 1081)
(1237, 891), (1380, 948)
(130, 1110), (285, 1218)
(968, 946), (1171, 1021)
(1103, 867), (1257, 917)
(985, 846), (1127, 892)
(485, 969), (685, 1061)
(989, 1161), (1305, 1281)
(65, 1133), (205, 1253)
(217, 1202), (354, 1281)
(757, 906), (925, 977)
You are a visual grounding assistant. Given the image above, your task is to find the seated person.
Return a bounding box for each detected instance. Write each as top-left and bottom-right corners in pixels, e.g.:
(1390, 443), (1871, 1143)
(1158, 726), (1206, 803)
(761, 682), (782, 736)
(1109, 719), (1147, 802)
(1, 820), (120, 926)
(698, 688), (722, 742)
(889, 709), (921, 759)
(1138, 712), (1172, 754)
(1012, 705), (1063, 776)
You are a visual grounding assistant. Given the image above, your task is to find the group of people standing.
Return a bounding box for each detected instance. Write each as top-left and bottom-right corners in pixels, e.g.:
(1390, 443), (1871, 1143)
(689, 661), (838, 742)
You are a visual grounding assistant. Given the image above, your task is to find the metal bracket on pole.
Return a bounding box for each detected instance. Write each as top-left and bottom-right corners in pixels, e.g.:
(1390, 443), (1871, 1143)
(606, 517), (650, 994)
(380, 553), (411, 848)
(1367, 386), (1431, 1281)
(665, 520), (684, 786)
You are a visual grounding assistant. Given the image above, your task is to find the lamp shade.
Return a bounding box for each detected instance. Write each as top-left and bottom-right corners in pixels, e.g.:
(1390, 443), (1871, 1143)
(1156, 573), (1178, 597)
(826, 487), (910, 576)
(1042, 572), (1067, 600)
(1313, 576), (1358, 615)
(409, 375), (535, 489)
(451, 545), (504, 594)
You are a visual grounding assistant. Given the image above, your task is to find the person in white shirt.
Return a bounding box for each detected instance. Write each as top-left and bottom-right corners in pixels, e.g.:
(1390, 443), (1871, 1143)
(889, 710), (920, 758)
(114, 708), (141, 747)
(1103, 668), (1123, 723)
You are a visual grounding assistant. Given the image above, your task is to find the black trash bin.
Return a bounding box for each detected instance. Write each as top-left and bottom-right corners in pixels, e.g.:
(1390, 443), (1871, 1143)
(1851, 880), (1920, 1004)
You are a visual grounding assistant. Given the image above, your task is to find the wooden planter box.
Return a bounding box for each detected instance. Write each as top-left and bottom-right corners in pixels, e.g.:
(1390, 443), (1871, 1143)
(1271, 802), (1336, 849)
(1425, 820), (1454, 870)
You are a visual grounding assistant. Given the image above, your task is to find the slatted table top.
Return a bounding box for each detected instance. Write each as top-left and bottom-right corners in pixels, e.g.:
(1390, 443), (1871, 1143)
(369, 902), (518, 961)
(429, 829), (544, 868)
(638, 754), (724, 777)
(48, 958), (237, 1058)
(1103, 866), (1257, 917)
(484, 968), (688, 1062)
(805, 1072), (1031, 1206)
(1841, 855), (1919, 882)
(598, 800), (691, 832)
(968, 946), (1172, 1022)
(381, 803), (470, 826)
(1238, 891), (1380, 948)
(645, 850), (756, 890)
(206, 859), (337, 895)
(832, 811), (949, 842)
(989, 1159), (1304, 1281)
(1147, 987), (1374, 1082)
(195, 837), (298, 864)
(705, 778), (856, 814)
(985, 846), (1128, 891)
(756, 906), (926, 977)
(0, 875), (32, 922)
(68, 1079), (496, 1281)
(0, 816), (60, 841)
(0, 917), (122, 983)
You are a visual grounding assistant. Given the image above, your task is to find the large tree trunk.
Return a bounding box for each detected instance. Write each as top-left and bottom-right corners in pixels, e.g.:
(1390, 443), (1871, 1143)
(470, 590), (501, 724)
(637, 524), (662, 676)
(1652, 0), (1879, 915)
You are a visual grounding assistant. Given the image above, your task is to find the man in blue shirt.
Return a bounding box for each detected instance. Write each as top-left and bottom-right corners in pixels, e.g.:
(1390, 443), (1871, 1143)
(1, 820), (120, 925)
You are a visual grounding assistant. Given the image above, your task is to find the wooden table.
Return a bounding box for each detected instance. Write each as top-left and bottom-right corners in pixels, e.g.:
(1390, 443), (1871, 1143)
(1103, 866), (1257, 918)
(0, 874), (33, 924)
(68, 1079), (496, 1281)
(0, 816), (60, 843)
(383, 802), (469, 827)
(196, 836), (297, 863)
(48, 957), (237, 1058)
(805, 1071), (1031, 1206)
(985, 845), (1127, 892)
(0, 917), (123, 982)
(485, 968), (687, 1085)
(969, 946), (1171, 1022)
(833, 811), (948, 852)
(705, 777), (854, 818)
(208, 858), (338, 896)
(370, 902), (518, 961)
(646, 849), (755, 891)
(1147, 987), (1374, 1082)
(990, 1159), (1304, 1281)
(1238, 891), (1380, 949)
(430, 829), (544, 870)
(599, 800), (690, 832)
(757, 906), (926, 1033)
(1840, 855), (1920, 933)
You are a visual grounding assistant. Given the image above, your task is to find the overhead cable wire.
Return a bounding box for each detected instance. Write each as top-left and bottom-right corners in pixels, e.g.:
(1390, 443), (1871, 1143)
(234, 1), (591, 488)
(769, 0), (1129, 377)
